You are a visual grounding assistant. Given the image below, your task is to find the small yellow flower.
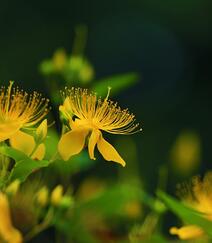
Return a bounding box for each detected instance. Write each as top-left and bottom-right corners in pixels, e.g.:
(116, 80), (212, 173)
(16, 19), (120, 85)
(170, 131), (201, 175)
(0, 192), (23, 243)
(0, 82), (49, 159)
(170, 171), (212, 240)
(58, 87), (141, 166)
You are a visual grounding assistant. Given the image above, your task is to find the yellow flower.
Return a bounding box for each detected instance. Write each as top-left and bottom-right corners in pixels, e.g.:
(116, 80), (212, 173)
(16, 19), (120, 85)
(170, 131), (201, 175)
(58, 87), (141, 166)
(0, 192), (23, 243)
(0, 82), (49, 159)
(170, 171), (212, 240)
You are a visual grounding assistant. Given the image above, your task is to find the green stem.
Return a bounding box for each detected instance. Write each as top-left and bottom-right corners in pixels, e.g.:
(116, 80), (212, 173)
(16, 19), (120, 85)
(72, 25), (88, 56)
(24, 207), (54, 242)
(0, 153), (10, 190)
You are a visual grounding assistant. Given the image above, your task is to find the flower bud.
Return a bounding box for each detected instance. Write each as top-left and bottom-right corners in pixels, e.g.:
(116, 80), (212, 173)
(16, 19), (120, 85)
(6, 180), (20, 196)
(51, 185), (63, 206)
(36, 186), (49, 207)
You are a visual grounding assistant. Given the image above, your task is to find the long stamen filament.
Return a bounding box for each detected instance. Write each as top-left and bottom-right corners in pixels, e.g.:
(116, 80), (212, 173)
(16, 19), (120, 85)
(62, 87), (141, 135)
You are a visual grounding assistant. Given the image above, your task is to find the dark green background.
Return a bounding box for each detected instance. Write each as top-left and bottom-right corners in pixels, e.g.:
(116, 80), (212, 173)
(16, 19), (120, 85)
(0, 0), (211, 187)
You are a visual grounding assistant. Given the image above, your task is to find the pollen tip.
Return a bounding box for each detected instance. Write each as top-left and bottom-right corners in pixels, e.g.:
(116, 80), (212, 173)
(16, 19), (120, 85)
(122, 162), (126, 167)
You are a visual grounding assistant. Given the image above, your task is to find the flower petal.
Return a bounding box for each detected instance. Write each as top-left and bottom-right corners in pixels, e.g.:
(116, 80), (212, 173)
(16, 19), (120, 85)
(88, 129), (101, 160)
(9, 130), (35, 156)
(97, 133), (126, 167)
(0, 122), (22, 142)
(0, 192), (23, 243)
(58, 129), (89, 161)
(32, 143), (45, 160)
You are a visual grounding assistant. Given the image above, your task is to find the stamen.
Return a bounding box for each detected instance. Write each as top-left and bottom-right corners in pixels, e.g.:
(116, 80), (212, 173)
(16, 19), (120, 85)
(61, 87), (141, 135)
(105, 86), (112, 101)
(0, 82), (49, 127)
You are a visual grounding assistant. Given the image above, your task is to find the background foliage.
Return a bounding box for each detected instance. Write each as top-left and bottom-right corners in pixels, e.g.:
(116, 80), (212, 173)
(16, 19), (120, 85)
(0, 0), (211, 242)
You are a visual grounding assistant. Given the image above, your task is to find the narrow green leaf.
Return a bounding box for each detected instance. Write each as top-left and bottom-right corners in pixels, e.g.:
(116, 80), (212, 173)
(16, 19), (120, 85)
(9, 159), (50, 182)
(157, 190), (212, 237)
(0, 146), (51, 183)
(92, 73), (139, 97)
(0, 145), (27, 161)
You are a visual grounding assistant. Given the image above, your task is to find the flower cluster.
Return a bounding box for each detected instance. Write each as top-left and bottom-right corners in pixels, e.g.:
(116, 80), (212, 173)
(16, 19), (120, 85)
(170, 172), (212, 240)
(0, 82), (140, 166)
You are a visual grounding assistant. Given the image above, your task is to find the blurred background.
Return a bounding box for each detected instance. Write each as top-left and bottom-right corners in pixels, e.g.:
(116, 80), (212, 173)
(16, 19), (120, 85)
(0, 0), (211, 241)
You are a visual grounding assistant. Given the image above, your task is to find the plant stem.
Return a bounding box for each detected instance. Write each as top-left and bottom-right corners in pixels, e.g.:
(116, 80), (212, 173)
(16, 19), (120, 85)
(24, 207), (54, 242)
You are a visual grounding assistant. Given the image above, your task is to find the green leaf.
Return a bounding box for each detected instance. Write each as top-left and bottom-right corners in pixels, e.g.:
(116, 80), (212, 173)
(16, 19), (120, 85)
(0, 145), (27, 161)
(0, 146), (51, 183)
(44, 129), (59, 159)
(54, 152), (95, 176)
(92, 73), (139, 97)
(76, 184), (163, 217)
(54, 218), (99, 243)
(9, 158), (50, 182)
(157, 190), (212, 237)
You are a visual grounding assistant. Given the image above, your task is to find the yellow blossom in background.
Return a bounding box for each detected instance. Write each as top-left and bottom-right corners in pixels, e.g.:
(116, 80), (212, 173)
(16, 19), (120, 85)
(170, 131), (201, 175)
(124, 201), (142, 218)
(0, 82), (49, 159)
(76, 178), (105, 201)
(0, 192), (23, 243)
(58, 87), (141, 166)
(51, 185), (64, 206)
(170, 171), (212, 240)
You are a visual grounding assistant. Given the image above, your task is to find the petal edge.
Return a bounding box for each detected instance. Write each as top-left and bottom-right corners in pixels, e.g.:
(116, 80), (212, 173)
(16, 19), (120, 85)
(58, 129), (89, 161)
(97, 134), (126, 167)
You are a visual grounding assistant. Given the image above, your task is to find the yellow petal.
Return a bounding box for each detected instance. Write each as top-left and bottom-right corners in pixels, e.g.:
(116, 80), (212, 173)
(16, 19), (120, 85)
(88, 129), (101, 160)
(0, 192), (23, 243)
(31, 143), (45, 160)
(58, 129), (89, 161)
(59, 97), (73, 120)
(97, 133), (126, 167)
(9, 130), (35, 156)
(0, 122), (22, 142)
(35, 119), (47, 144)
(169, 225), (204, 240)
